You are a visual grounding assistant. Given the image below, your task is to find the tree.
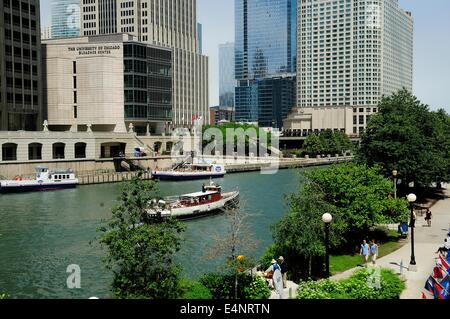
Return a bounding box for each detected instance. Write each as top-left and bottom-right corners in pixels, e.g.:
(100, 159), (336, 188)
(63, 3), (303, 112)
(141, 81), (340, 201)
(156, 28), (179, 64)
(205, 205), (257, 299)
(359, 89), (450, 187)
(303, 130), (353, 157)
(272, 163), (409, 281)
(98, 176), (186, 299)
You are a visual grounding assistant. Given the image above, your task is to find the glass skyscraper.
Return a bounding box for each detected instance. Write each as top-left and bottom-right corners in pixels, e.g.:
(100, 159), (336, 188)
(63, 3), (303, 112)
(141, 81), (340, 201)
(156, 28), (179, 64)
(235, 0), (297, 128)
(51, 0), (80, 39)
(219, 42), (235, 107)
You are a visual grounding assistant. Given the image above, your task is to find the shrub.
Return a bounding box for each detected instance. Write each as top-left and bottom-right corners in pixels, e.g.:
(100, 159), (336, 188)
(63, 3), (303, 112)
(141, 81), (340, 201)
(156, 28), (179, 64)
(181, 279), (213, 299)
(0, 293), (8, 299)
(243, 276), (271, 300)
(297, 268), (405, 300)
(199, 273), (257, 299)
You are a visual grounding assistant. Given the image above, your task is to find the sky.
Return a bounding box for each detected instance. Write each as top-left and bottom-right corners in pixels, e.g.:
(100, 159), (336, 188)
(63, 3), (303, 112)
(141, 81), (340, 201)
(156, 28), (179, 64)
(40, 0), (450, 112)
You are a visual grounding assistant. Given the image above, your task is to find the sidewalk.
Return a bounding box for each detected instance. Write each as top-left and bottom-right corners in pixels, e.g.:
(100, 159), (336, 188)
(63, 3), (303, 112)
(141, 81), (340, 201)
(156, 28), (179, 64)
(331, 185), (450, 299)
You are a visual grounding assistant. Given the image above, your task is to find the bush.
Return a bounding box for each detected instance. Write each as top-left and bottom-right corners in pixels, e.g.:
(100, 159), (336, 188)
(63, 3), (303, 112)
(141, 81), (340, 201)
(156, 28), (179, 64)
(297, 268), (405, 299)
(260, 244), (282, 271)
(243, 276), (271, 300)
(181, 279), (213, 299)
(199, 272), (257, 300)
(0, 293), (8, 299)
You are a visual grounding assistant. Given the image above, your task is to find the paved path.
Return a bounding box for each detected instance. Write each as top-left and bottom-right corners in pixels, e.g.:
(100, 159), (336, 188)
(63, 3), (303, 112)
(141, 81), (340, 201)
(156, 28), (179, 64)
(331, 185), (450, 299)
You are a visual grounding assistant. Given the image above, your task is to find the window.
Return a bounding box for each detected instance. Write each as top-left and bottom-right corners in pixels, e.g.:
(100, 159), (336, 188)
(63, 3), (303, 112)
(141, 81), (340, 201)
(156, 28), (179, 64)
(73, 91), (77, 104)
(73, 76), (77, 89)
(73, 61), (77, 74)
(73, 105), (78, 119)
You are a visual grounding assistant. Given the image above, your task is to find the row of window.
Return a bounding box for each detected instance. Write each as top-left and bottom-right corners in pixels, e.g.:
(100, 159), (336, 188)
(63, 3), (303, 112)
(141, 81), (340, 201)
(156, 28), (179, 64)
(1, 143), (87, 161)
(4, 1), (36, 15)
(3, 13), (37, 30)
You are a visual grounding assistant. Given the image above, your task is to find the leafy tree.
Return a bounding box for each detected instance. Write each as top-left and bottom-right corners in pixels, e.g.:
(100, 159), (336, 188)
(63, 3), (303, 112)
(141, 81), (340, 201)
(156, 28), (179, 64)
(359, 89), (450, 187)
(272, 163), (408, 281)
(98, 176), (186, 299)
(303, 130), (353, 156)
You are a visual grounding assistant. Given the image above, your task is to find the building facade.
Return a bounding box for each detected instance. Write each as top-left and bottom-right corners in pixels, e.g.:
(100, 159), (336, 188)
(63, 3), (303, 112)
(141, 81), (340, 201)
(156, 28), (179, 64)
(80, 0), (209, 128)
(297, 0), (413, 134)
(41, 25), (52, 40)
(235, 0), (297, 128)
(209, 106), (235, 125)
(51, 0), (80, 39)
(0, 0), (43, 131)
(219, 42), (235, 108)
(42, 34), (172, 135)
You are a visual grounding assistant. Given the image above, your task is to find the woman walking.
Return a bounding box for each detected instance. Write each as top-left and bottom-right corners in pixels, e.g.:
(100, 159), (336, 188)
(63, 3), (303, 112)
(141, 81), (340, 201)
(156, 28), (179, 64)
(425, 208), (432, 227)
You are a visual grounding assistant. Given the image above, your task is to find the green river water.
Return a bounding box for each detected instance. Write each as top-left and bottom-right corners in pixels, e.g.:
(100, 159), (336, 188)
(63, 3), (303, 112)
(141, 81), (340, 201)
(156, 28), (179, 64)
(0, 169), (307, 299)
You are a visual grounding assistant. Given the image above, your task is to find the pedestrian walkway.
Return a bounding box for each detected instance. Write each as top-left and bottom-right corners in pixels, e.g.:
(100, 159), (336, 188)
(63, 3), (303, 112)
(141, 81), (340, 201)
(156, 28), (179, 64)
(269, 280), (299, 299)
(330, 185), (450, 299)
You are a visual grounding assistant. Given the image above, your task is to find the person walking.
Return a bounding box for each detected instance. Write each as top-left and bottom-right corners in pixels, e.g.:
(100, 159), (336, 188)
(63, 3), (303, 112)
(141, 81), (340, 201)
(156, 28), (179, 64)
(278, 256), (287, 288)
(425, 208), (432, 227)
(272, 262), (284, 299)
(360, 240), (370, 266)
(370, 240), (379, 265)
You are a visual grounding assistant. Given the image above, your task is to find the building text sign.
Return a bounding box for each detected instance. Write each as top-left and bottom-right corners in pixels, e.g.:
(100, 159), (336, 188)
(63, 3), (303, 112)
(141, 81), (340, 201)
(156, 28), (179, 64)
(68, 45), (121, 55)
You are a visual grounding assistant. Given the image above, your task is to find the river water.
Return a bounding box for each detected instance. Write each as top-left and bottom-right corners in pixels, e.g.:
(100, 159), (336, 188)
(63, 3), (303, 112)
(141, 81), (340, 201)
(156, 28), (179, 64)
(0, 169), (307, 299)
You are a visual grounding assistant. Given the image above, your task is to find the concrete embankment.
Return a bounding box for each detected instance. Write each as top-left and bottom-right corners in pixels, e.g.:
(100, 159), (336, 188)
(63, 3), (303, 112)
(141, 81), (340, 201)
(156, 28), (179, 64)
(224, 156), (354, 173)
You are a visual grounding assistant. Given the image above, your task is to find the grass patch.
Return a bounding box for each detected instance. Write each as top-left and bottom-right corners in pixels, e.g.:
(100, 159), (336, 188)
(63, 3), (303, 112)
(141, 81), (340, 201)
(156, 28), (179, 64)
(330, 230), (405, 275)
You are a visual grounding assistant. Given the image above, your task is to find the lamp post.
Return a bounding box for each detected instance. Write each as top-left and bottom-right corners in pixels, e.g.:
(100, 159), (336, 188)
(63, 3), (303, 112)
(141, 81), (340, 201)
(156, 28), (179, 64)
(322, 213), (333, 278)
(407, 193), (417, 271)
(392, 170), (398, 199)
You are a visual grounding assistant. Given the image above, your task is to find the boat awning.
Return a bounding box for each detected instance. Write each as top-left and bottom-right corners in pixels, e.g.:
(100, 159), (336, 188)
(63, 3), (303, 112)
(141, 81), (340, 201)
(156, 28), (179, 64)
(181, 191), (217, 198)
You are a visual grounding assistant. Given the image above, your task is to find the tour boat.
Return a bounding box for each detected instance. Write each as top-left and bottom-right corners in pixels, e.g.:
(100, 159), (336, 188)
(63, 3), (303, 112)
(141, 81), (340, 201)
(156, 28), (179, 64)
(0, 167), (79, 193)
(152, 163), (226, 181)
(146, 181), (239, 220)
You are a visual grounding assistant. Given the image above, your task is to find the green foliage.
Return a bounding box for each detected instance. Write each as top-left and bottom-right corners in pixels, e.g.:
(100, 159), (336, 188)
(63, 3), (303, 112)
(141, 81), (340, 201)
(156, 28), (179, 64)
(272, 163), (409, 280)
(297, 268), (405, 299)
(359, 89), (450, 187)
(202, 123), (272, 155)
(181, 279), (213, 299)
(303, 129), (353, 156)
(199, 273), (253, 300)
(260, 244), (282, 271)
(243, 276), (271, 300)
(98, 176), (186, 299)
(0, 293), (8, 299)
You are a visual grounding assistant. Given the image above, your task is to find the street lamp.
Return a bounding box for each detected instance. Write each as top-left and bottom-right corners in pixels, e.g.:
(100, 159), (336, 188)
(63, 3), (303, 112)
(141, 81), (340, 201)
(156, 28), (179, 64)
(392, 170), (398, 199)
(322, 213), (333, 278)
(407, 193), (417, 271)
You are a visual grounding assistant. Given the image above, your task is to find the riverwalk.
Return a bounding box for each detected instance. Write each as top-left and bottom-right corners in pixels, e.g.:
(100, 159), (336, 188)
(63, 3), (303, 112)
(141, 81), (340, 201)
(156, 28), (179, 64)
(331, 185), (450, 299)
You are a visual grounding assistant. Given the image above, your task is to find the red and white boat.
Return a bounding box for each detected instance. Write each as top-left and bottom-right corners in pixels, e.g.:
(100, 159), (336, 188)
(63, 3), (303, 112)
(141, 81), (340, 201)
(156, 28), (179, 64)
(147, 181), (239, 220)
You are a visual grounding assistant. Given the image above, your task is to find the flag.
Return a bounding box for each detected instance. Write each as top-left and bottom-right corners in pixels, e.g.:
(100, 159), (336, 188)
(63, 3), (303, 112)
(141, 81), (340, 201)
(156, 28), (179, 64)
(425, 276), (435, 294)
(422, 292), (428, 299)
(433, 266), (444, 279)
(440, 275), (450, 300)
(434, 282), (444, 300)
(440, 255), (450, 271)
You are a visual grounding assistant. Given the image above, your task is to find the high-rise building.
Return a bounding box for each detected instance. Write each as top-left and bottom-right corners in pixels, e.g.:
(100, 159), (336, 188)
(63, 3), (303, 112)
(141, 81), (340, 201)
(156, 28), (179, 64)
(51, 0), (80, 39)
(297, 0), (413, 134)
(219, 42), (235, 108)
(80, 0), (209, 128)
(235, 0), (297, 128)
(41, 26), (52, 40)
(0, 0), (43, 131)
(197, 22), (203, 54)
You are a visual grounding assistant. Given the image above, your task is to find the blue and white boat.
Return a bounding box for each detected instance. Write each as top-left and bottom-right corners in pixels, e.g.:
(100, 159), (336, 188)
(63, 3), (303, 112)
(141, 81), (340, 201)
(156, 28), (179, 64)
(0, 167), (79, 193)
(152, 163), (226, 181)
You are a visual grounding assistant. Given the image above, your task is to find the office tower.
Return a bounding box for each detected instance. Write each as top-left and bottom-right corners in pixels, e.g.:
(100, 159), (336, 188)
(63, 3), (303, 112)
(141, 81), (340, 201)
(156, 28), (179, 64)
(235, 0), (297, 128)
(80, 0), (209, 128)
(297, 0), (413, 133)
(51, 0), (80, 39)
(41, 26), (52, 40)
(0, 0), (42, 131)
(197, 22), (202, 54)
(219, 42), (235, 108)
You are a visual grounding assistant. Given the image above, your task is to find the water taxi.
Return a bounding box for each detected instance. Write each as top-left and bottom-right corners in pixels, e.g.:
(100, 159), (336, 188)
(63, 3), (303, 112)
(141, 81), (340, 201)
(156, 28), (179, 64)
(147, 181), (239, 220)
(0, 167), (79, 193)
(152, 163), (226, 181)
